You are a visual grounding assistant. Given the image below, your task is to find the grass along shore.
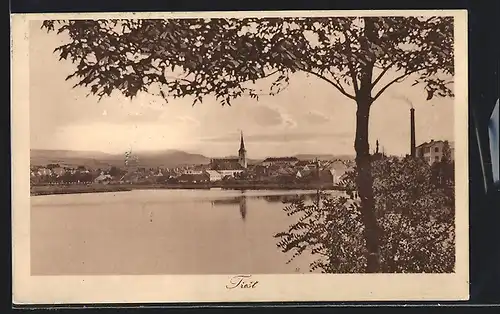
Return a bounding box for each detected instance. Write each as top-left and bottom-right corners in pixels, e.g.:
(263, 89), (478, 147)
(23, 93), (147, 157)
(31, 182), (350, 196)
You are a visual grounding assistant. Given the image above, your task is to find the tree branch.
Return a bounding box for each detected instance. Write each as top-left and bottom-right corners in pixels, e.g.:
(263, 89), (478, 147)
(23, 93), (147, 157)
(256, 69), (281, 82)
(372, 67), (427, 101)
(371, 61), (396, 90)
(164, 75), (194, 84)
(300, 68), (356, 100)
(165, 67), (280, 86)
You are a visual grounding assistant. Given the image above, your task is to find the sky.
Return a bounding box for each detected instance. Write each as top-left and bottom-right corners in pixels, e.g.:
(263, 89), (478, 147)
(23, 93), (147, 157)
(29, 20), (455, 159)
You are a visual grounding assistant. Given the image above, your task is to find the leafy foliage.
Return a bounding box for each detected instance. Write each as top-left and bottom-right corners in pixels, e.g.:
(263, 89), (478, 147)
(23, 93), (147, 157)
(275, 156), (455, 273)
(276, 194), (366, 273)
(42, 17), (454, 105)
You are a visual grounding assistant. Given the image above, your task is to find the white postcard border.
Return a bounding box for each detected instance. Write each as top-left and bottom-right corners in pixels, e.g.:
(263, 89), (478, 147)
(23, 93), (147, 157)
(11, 10), (469, 304)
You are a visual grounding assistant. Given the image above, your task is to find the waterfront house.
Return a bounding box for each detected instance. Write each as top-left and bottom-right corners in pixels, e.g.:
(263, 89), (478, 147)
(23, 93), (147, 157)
(177, 173), (209, 183)
(94, 173), (113, 184)
(205, 170), (223, 182)
(217, 169), (244, 178)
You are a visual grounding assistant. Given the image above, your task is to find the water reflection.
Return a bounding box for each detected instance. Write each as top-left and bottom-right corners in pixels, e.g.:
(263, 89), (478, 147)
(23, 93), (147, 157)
(211, 191), (248, 221)
(210, 190), (327, 221)
(221, 192), (323, 204)
(239, 195), (247, 221)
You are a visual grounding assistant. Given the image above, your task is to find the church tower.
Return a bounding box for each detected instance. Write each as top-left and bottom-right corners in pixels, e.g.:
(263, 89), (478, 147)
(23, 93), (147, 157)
(238, 131), (247, 169)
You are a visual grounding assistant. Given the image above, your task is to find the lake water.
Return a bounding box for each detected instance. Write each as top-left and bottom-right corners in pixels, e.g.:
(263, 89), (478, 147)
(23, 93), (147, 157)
(31, 189), (343, 275)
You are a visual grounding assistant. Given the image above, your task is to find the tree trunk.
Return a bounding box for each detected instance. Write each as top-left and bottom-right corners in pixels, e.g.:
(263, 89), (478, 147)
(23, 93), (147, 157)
(354, 98), (380, 273)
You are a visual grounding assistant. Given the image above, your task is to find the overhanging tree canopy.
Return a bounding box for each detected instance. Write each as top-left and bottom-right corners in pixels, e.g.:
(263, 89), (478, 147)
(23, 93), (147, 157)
(42, 17), (453, 105)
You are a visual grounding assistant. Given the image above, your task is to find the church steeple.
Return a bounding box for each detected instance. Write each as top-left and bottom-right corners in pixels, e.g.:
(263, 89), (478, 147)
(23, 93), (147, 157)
(238, 131), (247, 169)
(239, 131), (246, 152)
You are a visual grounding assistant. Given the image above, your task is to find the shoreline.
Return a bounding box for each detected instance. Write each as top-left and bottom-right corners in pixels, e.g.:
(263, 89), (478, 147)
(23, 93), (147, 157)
(30, 183), (351, 196)
(30, 185), (133, 196)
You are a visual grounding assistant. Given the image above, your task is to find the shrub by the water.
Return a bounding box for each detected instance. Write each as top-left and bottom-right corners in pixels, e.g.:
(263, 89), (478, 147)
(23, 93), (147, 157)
(275, 156), (455, 273)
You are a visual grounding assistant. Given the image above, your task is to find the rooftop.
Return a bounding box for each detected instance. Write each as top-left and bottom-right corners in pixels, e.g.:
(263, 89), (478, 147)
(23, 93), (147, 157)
(262, 157), (300, 162)
(416, 139), (454, 149)
(210, 158), (244, 170)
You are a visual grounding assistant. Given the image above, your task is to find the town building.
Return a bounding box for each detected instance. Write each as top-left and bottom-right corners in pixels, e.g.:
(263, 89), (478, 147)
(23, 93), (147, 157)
(210, 159), (243, 170)
(184, 169), (204, 175)
(261, 157), (299, 167)
(295, 160), (310, 167)
(217, 169), (244, 178)
(51, 167), (66, 177)
(205, 170), (224, 182)
(416, 140), (454, 165)
(208, 131), (247, 178)
(37, 167), (52, 176)
(329, 163), (350, 184)
(94, 173), (113, 184)
(177, 173), (209, 183)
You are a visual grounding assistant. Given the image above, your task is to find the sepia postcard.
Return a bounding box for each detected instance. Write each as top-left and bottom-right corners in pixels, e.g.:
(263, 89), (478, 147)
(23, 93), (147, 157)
(11, 10), (469, 304)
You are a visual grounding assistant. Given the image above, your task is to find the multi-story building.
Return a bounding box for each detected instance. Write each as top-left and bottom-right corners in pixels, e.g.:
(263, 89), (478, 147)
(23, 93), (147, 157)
(416, 140), (454, 165)
(261, 157), (299, 167)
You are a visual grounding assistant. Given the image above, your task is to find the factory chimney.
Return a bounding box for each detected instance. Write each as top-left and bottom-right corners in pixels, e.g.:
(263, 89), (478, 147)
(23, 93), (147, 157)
(410, 107), (416, 157)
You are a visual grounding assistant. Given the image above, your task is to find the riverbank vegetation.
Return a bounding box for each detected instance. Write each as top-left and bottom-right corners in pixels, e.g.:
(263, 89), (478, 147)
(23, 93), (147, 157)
(275, 155), (455, 273)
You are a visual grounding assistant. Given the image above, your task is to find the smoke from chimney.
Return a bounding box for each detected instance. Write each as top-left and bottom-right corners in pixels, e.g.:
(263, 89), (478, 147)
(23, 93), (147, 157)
(394, 94), (414, 109)
(410, 107), (416, 157)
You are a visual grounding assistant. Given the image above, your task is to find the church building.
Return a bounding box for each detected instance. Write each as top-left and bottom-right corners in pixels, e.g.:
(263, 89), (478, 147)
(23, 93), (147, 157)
(209, 131), (248, 172)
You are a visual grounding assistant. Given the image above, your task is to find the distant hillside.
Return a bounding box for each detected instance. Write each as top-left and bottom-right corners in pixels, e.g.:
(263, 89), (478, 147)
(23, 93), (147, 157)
(133, 150), (210, 168)
(30, 149), (122, 169)
(30, 149), (355, 169)
(30, 149), (210, 169)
